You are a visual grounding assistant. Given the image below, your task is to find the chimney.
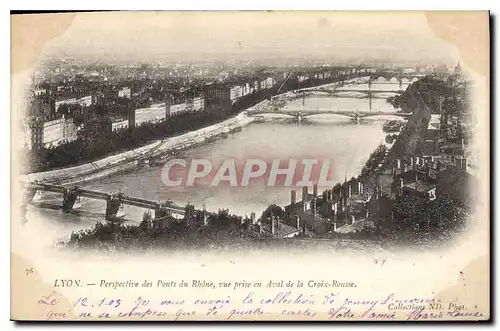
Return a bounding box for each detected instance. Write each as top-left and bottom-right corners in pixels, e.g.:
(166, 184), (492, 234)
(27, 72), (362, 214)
(271, 217), (275, 236)
(351, 215), (355, 225)
(313, 184), (318, 198)
(290, 190), (296, 205)
(399, 177), (404, 188)
(302, 186), (308, 201)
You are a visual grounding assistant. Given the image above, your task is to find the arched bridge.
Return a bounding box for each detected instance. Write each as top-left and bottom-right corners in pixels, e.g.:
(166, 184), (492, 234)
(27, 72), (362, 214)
(300, 88), (403, 98)
(248, 109), (412, 121)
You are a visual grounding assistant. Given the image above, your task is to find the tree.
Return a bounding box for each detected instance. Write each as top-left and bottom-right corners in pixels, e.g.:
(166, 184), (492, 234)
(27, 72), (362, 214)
(260, 204), (284, 222)
(57, 103), (70, 117)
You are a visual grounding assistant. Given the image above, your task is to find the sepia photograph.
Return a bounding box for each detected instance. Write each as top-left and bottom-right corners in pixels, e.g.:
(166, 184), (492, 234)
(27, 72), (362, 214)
(10, 10), (490, 321)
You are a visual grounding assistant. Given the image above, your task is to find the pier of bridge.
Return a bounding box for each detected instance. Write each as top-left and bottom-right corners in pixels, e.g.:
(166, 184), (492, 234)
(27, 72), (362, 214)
(24, 182), (208, 224)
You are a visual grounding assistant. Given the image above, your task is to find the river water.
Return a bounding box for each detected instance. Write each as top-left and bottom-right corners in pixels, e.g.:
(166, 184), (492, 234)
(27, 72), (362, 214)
(24, 82), (407, 244)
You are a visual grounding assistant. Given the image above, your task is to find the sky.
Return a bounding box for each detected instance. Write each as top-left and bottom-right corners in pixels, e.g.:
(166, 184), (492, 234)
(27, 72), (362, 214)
(39, 11), (460, 66)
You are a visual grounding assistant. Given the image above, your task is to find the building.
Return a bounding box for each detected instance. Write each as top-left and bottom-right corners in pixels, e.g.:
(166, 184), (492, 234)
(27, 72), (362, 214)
(252, 217), (301, 238)
(264, 77), (275, 89)
(55, 95), (94, 110)
(229, 85), (243, 103)
(392, 169), (437, 202)
(192, 96), (205, 112)
(24, 120), (44, 150)
(204, 84), (231, 107)
(166, 99), (188, 116)
(252, 80), (260, 92)
(297, 75), (308, 83)
(25, 116), (78, 149)
(335, 218), (376, 234)
(42, 116), (78, 147)
(402, 67), (415, 74)
(118, 87), (132, 99)
(85, 118), (112, 140)
(55, 98), (78, 110)
(424, 114), (442, 154)
(33, 88), (46, 96)
(111, 118), (129, 132)
(30, 98), (55, 120)
(241, 83), (251, 96)
(136, 105), (165, 125)
(283, 185), (333, 235)
(436, 160), (475, 206)
(79, 95), (93, 107)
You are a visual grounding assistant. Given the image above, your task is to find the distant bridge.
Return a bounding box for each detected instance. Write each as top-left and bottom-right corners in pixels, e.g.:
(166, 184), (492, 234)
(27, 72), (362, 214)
(248, 109), (412, 121)
(304, 88), (404, 96)
(23, 182), (197, 222)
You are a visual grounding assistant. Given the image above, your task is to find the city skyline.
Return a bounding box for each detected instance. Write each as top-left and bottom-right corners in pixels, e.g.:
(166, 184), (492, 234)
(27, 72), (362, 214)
(36, 11), (460, 67)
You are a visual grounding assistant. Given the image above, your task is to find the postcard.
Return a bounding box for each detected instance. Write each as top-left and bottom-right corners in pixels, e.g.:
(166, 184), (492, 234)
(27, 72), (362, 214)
(11, 11), (490, 321)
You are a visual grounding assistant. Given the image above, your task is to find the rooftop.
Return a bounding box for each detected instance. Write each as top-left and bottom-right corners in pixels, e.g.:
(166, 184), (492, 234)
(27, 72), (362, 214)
(336, 219), (375, 234)
(428, 114), (442, 130)
(404, 180), (436, 192)
(110, 117), (127, 123)
(260, 220), (300, 238)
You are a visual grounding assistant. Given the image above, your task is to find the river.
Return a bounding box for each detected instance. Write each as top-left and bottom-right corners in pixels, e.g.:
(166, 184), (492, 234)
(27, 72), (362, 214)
(24, 82), (408, 245)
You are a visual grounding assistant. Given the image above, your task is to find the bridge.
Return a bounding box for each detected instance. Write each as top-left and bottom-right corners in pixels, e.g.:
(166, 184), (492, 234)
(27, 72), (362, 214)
(299, 78), (407, 97)
(303, 88), (403, 97)
(248, 109), (412, 122)
(23, 182), (206, 223)
(293, 71), (423, 96)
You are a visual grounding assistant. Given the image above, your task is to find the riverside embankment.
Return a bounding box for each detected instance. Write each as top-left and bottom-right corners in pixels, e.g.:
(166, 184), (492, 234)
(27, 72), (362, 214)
(22, 112), (256, 186)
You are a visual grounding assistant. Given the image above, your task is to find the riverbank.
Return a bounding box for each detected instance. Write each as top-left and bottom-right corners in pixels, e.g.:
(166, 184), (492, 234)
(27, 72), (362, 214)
(56, 75), (473, 252)
(22, 112), (255, 186)
(23, 76), (370, 186)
